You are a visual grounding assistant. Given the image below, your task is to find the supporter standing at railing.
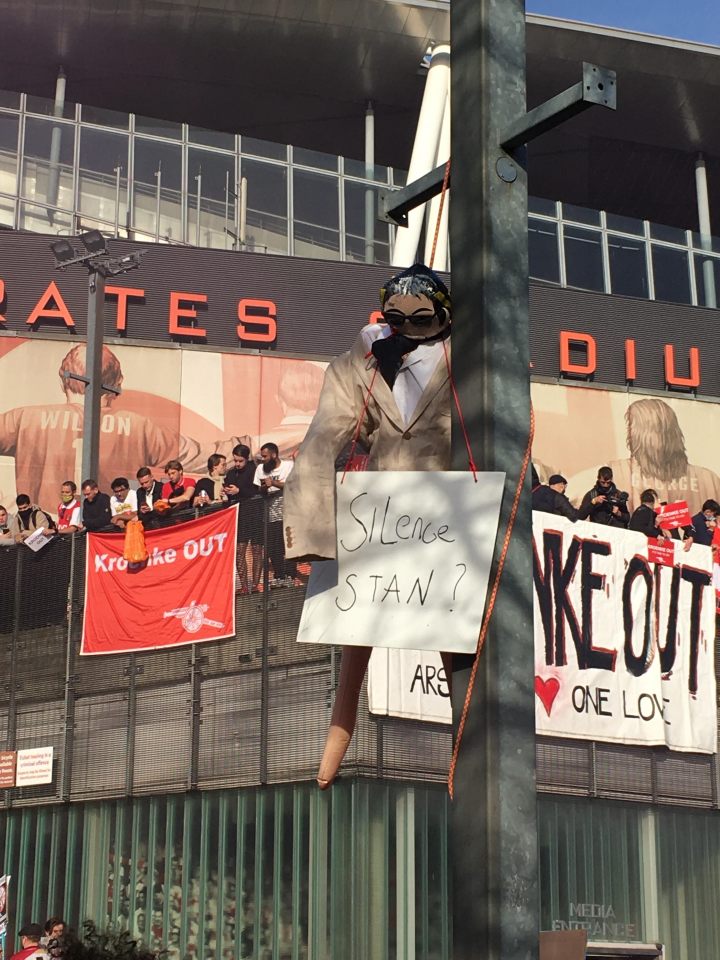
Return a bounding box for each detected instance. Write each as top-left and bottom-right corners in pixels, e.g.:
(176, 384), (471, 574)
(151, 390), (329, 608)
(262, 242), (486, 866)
(80, 479), (113, 532)
(579, 466), (630, 528)
(254, 442), (297, 586)
(136, 466), (163, 528)
(691, 499), (720, 546)
(0, 505), (13, 544)
(10, 494), (54, 543)
(56, 481), (82, 534)
(161, 460), (196, 514)
(225, 443), (263, 594)
(531, 474), (586, 522)
(109, 477), (138, 529)
(193, 454), (227, 507)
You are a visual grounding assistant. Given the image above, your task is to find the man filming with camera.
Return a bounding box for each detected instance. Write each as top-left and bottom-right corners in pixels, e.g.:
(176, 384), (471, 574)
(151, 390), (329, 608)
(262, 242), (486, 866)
(579, 466), (630, 528)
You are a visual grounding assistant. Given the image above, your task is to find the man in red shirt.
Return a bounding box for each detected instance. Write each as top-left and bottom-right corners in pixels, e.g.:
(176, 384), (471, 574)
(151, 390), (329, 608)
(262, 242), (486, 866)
(9, 924), (47, 960)
(161, 460), (196, 513)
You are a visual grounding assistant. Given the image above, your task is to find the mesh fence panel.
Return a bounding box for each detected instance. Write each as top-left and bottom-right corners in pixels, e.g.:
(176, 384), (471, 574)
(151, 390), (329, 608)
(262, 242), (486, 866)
(1, 513), (719, 810)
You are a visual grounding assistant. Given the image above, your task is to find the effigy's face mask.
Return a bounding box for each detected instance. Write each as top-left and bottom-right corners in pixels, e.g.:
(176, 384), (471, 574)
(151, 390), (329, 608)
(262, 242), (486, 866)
(381, 293), (449, 340)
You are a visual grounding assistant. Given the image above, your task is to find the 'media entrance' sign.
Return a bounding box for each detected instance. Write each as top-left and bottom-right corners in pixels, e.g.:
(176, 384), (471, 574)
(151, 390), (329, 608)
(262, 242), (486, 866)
(533, 513), (717, 753)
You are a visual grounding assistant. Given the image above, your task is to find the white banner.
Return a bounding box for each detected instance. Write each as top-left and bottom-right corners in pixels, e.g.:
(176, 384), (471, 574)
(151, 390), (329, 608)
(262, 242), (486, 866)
(297, 471), (505, 653)
(367, 649), (451, 723)
(533, 513), (717, 753)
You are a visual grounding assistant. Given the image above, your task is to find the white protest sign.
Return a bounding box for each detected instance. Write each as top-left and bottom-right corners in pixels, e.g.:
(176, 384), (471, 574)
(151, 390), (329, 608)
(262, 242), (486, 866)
(297, 471), (505, 653)
(533, 513), (717, 753)
(15, 746), (54, 786)
(368, 649), (452, 723)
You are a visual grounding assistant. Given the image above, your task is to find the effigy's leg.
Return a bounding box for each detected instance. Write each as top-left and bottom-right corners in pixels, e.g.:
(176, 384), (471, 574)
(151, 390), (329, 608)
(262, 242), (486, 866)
(317, 645), (372, 789)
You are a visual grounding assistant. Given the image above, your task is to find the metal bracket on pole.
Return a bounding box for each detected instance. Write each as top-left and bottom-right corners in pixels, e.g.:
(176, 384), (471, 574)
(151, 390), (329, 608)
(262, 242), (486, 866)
(379, 61), (616, 226)
(500, 62), (616, 152)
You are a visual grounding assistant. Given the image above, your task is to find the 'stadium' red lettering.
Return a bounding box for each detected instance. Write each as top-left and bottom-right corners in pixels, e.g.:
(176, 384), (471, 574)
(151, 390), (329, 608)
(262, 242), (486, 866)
(368, 310), (384, 325)
(664, 344), (700, 388)
(559, 330), (597, 376)
(237, 298), (277, 343)
(168, 291), (208, 338)
(624, 338), (637, 381)
(106, 286), (145, 332)
(0, 278), (5, 320)
(26, 280), (76, 328)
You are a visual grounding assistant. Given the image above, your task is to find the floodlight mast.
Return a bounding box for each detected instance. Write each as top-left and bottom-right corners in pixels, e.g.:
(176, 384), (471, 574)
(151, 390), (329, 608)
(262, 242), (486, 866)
(49, 233), (145, 484)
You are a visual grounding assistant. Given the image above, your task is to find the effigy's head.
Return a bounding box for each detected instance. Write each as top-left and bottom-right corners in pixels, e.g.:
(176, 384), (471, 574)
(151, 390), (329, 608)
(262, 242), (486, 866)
(380, 263), (451, 340)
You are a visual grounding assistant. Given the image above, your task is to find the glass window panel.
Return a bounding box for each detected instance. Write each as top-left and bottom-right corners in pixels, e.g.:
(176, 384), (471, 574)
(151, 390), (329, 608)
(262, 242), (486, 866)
(608, 235), (649, 298)
(0, 89), (20, 109)
(563, 225), (604, 292)
(561, 202), (600, 225)
(651, 244), (692, 304)
(650, 221), (687, 244)
(25, 94), (75, 120)
(392, 169), (407, 187)
(344, 181), (389, 241)
(606, 211), (645, 235)
(529, 217), (560, 283)
(188, 126), (235, 150)
(241, 158), (288, 255)
(0, 112), (19, 194)
(133, 139), (182, 242)
(343, 157), (389, 182)
(529, 195), (557, 217)
(81, 103), (130, 130)
(293, 146), (338, 171)
(21, 118), (76, 211)
(18, 200), (73, 235)
(187, 148), (236, 249)
(241, 136), (287, 161)
(293, 170), (339, 260)
(691, 231), (720, 254)
(0, 195), (15, 228)
(134, 116), (182, 139)
(293, 170), (338, 230)
(78, 126), (129, 225)
(694, 254), (720, 308)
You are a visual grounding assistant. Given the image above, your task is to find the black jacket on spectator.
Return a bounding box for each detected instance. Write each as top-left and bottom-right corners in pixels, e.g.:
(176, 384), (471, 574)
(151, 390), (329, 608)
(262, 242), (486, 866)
(82, 493), (112, 531)
(137, 480), (163, 511)
(628, 503), (660, 538)
(691, 511), (715, 546)
(224, 464), (256, 505)
(579, 482), (630, 528)
(532, 485), (582, 522)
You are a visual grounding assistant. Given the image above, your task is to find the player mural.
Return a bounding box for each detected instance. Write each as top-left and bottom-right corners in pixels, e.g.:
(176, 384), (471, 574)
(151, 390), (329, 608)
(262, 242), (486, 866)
(0, 338), (326, 511)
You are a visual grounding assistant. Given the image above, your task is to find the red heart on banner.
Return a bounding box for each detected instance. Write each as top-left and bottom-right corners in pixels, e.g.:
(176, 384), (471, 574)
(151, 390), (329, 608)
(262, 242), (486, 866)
(534, 676), (560, 717)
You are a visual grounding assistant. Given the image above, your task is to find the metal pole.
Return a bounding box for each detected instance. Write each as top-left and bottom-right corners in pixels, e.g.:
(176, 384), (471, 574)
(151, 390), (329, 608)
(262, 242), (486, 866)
(224, 170), (230, 250)
(61, 535), (77, 801)
(450, 1), (537, 959)
(114, 165), (121, 238)
(82, 268), (105, 486)
(47, 67), (66, 224)
(195, 170), (202, 247)
(239, 176), (248, 248)
(364, 101), (375, 264)
(695, 153), (717, 309)
(154, 164), (162, 242)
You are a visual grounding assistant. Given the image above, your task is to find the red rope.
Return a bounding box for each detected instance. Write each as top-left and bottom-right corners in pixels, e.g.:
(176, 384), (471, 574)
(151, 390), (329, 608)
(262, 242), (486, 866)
(428, 159), (451, 270)
(447, 402), (536, 800)
(442, 339), (478, 480)
(341, 366), (378, 484)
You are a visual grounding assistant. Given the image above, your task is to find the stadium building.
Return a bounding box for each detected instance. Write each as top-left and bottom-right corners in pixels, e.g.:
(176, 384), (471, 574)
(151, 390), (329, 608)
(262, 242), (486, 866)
(0, 4), (720, 958)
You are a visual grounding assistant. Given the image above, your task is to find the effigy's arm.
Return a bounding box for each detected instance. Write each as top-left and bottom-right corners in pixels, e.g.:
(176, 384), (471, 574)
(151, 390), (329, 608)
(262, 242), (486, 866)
(284, 351), (366, 561)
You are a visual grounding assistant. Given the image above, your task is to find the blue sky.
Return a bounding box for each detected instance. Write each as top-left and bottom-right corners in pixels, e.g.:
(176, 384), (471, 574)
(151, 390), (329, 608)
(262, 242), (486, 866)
(526, 0), (720, 45)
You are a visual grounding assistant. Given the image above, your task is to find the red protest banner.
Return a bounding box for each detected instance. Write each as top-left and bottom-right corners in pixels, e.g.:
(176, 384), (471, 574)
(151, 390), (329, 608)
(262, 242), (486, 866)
(647, 537), (675, 567)
(657, 500), (692, 530)
(81, 508), (237, 655)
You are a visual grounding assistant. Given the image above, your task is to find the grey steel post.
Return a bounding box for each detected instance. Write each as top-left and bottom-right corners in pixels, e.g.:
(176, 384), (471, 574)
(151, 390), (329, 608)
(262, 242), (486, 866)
(82, 269), (105, 485)
(47, 67), (66, 223)
(695, 153), (717, 309)
(449, 0), (537, 957)
(365, 101), (375, 263)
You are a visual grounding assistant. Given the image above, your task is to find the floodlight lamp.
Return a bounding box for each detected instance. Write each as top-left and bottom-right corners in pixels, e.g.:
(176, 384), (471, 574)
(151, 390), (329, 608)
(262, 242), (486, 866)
(49, 238), (76, 264)
(79, 229), (107, 255)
